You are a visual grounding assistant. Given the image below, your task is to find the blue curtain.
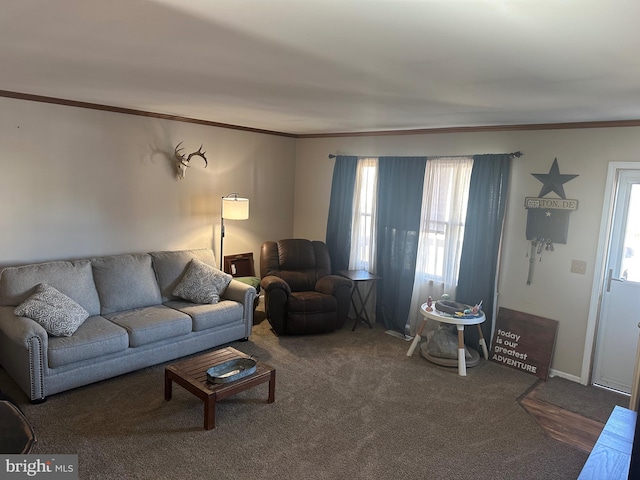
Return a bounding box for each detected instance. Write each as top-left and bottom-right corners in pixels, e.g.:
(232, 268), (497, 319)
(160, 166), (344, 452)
(456, 154), (512, 349)
(375, 157), (427, 332)
(326, 156), (358, 273)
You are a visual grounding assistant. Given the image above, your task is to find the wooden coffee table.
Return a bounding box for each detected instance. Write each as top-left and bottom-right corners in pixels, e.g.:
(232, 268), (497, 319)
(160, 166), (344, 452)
(164, 347), (275, 429)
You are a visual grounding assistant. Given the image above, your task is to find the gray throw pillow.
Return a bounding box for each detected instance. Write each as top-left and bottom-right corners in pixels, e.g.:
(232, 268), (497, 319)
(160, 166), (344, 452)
(14, 283), (89, 337)
(172, 258), (232, 304)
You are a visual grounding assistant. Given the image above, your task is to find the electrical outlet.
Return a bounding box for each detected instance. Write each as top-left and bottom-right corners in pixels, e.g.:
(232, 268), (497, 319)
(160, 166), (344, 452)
(571, 260), (587, 274)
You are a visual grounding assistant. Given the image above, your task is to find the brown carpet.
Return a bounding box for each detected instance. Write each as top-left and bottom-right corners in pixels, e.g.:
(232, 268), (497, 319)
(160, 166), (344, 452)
(532, 376), (628, 423)
(1, 316), (594, 479)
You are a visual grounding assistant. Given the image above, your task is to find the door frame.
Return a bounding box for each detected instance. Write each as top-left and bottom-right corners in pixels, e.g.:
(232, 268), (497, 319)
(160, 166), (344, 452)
(582, 161), (640, 390)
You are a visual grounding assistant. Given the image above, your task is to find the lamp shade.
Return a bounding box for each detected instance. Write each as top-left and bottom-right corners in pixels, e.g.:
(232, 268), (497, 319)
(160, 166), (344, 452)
(222, 195), (249, 220)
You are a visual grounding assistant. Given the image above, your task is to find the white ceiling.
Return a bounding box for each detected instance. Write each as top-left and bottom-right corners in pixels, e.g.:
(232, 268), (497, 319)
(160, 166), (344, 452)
(1, 0), (639, 135)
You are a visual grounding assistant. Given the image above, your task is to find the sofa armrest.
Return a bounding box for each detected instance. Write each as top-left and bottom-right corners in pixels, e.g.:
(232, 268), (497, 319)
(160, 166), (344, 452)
(316, 275), (353, 296)
(223, 278), (256, 304)
(260, 276), (290, 335)
(260, 275), (291, 296)
(222, 279), (256, 337)
(316, 276), (354, 329)
(0, 306), (48, 401)
(0, 307), (48, 347)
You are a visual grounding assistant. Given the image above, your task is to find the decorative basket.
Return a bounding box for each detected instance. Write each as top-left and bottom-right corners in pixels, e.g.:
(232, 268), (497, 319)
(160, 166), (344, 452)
(206, 357), (257, 384)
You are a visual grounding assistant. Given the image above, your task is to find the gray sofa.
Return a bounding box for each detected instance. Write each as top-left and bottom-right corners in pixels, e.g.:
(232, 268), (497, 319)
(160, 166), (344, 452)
(0, 248), (256, 401)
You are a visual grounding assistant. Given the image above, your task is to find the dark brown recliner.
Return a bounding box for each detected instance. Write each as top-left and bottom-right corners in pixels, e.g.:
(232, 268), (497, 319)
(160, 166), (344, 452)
(260, 239), (353, 335)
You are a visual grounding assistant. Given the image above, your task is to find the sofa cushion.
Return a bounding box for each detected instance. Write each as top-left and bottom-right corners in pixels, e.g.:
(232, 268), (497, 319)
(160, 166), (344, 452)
(165, 300), (243, 332)
(0, 260), (101, 316)
(92, 254), (162, 315)
(173, 259), (232, 304)
(149, 249), (217, 302)
(47, 315), (129, 368)
(14, 284), (89, 337)
(104, 305), (192, 347)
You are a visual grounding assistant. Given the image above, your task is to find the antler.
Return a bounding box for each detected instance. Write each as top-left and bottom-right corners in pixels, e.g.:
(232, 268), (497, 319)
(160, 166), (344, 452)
(174, 141), (187, 165)
(186, 145), (207, 168)
(174, 142), (207, 168)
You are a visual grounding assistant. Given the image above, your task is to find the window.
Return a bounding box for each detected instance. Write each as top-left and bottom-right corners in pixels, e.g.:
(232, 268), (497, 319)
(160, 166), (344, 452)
(349, 156), (472, 288)
(349, 158), (378, 272)
(415, 157), (472, 286)
(347, 156), (472, 330)
(407, 157), (472, 331)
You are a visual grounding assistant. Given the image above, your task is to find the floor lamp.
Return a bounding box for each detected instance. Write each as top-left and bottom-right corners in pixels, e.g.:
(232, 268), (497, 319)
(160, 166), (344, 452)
(220, 193), (250, 270)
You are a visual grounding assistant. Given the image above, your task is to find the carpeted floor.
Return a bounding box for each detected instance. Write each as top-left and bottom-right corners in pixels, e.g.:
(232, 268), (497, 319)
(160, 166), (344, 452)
(531, 376), (628, 424)
(0, 314), (609, 480)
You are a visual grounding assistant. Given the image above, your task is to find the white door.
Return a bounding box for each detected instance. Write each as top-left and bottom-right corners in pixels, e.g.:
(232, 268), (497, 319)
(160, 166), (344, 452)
(593, 169), (640, 393)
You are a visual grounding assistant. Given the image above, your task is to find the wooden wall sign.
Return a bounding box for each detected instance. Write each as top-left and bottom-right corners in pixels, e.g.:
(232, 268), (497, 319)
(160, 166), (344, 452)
(490, 307), (559, 379)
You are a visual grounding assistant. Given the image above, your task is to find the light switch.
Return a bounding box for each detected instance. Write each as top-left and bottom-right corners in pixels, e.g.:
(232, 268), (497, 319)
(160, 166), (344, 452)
(571, 260), (587, 274)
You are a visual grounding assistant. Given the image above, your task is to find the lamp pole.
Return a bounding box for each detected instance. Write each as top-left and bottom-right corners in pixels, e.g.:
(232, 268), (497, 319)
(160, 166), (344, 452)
(220, 198), (225, 270)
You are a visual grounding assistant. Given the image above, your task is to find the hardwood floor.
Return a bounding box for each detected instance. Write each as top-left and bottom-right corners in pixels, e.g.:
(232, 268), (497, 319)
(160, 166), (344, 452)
(519, 382), (605, 453)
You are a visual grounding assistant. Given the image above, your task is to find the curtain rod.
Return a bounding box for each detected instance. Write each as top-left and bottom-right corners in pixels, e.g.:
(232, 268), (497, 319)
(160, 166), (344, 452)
(328, 151), (523, 159)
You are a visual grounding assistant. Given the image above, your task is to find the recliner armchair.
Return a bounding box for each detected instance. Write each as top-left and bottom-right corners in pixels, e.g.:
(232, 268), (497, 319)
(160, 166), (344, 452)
(260, 239), (353, 335)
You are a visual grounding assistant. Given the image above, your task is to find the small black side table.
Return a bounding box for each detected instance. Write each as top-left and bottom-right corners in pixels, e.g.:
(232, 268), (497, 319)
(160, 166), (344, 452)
(338, 270), (381, 331)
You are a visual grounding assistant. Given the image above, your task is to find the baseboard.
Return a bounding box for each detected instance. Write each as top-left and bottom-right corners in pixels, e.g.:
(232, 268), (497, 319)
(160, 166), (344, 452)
(548, 368), (582, 384)
(385, 330), (413, 341)
(550, 369), (632, 399)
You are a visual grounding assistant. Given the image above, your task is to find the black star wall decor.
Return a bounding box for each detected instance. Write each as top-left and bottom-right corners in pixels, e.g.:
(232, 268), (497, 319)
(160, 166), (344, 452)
(531, 157), (578, 199)
(524, 158), (579, 283)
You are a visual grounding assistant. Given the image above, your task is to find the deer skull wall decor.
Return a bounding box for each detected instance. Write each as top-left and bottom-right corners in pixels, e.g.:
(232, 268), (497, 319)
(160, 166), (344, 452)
(174, 142), (208, 180)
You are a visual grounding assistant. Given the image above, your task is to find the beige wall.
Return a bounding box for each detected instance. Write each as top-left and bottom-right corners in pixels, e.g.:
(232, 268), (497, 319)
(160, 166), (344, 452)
(4, 92), (640, 381)
(294, 127), (640, 380)
(0, 97), (296, 275)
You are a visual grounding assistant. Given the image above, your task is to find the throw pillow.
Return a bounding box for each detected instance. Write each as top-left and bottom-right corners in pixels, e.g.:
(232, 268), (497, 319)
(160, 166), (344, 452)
(172, 258), (232, 304)
(14, 283), (89, 337)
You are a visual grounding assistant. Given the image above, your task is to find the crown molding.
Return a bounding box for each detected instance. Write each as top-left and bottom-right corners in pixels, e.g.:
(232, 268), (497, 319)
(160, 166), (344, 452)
(0, 90), (296, 138)
(2, 89), (639, 139)
(297, 120), (640, 138)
